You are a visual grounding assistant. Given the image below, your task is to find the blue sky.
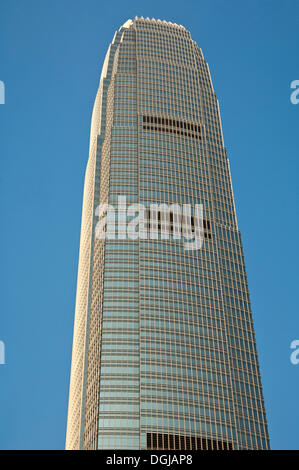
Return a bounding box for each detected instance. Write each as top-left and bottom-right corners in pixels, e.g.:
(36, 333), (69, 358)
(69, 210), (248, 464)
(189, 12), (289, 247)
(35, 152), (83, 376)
(0, 0), (298, 450)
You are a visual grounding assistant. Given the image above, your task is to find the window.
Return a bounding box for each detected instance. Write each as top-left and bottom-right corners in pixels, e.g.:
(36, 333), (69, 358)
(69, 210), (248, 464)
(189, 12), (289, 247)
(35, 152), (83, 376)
(146, 432), (233, 450)
(142, 114), (201, 140)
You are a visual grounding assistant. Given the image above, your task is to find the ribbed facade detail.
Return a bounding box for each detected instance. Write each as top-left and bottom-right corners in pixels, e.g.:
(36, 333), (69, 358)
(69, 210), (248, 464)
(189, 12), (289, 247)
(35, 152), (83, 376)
(66, 17), (270, 450)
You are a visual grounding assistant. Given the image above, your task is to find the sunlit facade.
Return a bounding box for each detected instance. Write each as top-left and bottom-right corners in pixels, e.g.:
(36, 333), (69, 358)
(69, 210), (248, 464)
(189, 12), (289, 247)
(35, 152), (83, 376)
(66, 17), (270, 450)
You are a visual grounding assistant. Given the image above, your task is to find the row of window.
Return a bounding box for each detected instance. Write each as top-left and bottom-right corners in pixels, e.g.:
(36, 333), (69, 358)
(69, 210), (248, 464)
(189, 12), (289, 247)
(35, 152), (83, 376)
(143, 126), (201, 140)
(142, 209), (212, 239)
(143, 114), (200, 131)
(146, 432), (233, 450)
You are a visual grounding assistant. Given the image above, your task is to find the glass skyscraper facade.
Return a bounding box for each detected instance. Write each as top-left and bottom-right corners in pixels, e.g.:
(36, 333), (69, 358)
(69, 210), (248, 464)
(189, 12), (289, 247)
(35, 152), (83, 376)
(66, 17), (270, 450)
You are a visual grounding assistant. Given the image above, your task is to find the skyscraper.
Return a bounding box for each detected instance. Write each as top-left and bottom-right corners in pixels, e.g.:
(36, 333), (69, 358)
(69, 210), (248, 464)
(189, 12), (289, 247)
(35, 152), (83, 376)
(66, 17), (270, 450)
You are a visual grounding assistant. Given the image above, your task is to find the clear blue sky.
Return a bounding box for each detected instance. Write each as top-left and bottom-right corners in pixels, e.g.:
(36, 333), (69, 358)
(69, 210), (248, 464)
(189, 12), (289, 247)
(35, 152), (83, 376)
(0, 0), (298, 450)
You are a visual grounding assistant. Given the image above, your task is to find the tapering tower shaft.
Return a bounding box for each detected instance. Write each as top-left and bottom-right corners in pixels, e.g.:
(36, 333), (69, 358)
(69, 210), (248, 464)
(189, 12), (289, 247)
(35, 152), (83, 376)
(66, 17), (270, 450)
